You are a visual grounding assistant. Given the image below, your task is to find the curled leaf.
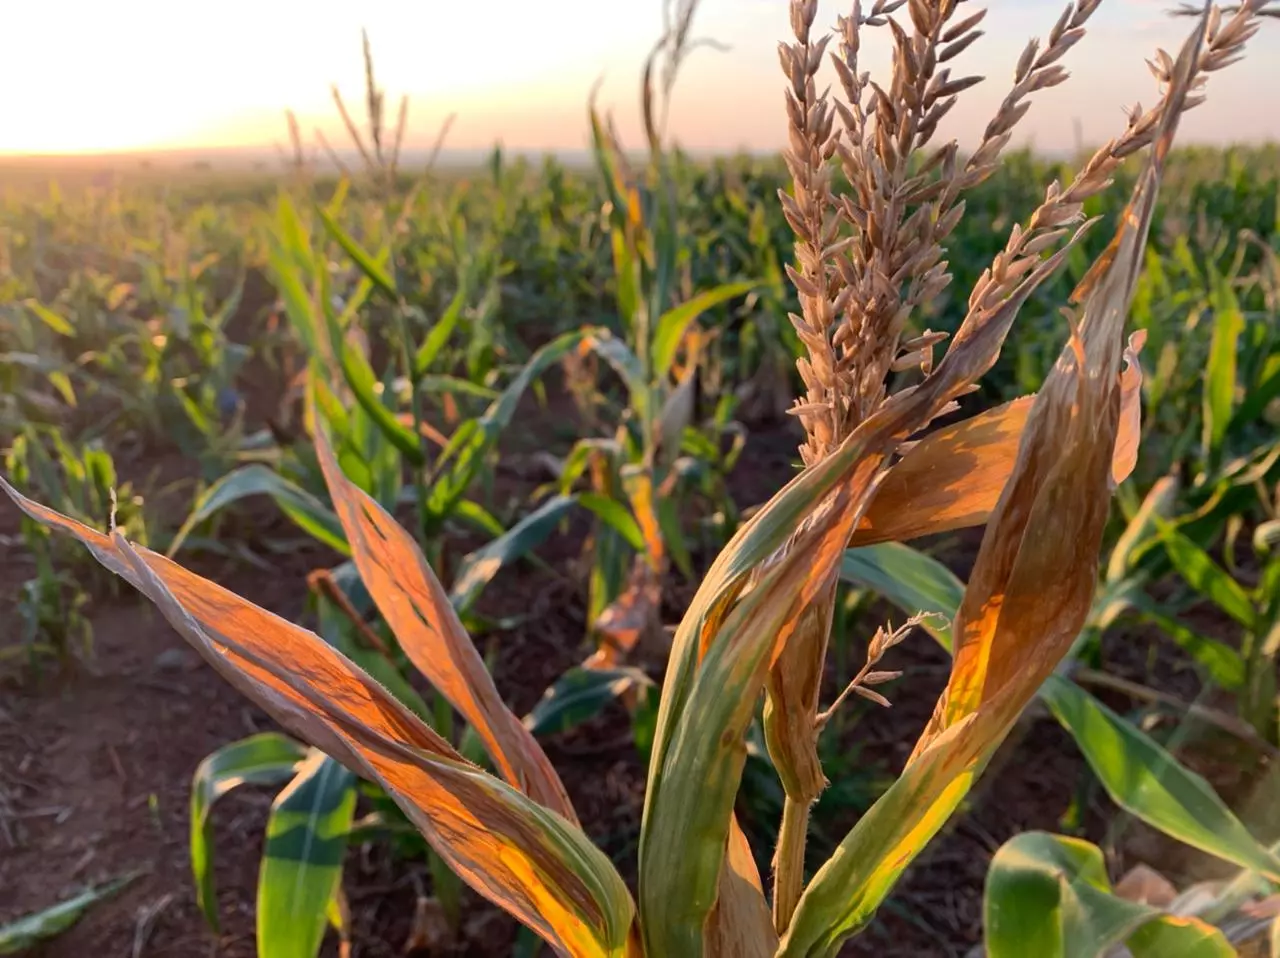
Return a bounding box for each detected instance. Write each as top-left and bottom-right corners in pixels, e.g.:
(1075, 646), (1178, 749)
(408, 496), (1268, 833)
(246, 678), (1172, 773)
(0, 479), (635, 958)
(1112, 329), (1147, 488)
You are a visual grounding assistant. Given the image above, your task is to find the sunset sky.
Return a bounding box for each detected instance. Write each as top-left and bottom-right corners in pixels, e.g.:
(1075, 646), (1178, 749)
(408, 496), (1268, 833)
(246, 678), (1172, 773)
(3, 0), (1277, 158)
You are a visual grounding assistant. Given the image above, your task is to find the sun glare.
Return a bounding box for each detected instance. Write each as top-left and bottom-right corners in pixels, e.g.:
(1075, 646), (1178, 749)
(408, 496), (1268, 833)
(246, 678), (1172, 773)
(2, 0), (1277, 157)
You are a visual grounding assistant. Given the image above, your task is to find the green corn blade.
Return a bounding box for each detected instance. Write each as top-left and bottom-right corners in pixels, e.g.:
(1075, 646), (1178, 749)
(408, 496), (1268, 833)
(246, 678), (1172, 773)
(257, 752), (357, 958)
(985, 832), (1233, 958)
(0, 873), (141, 955)
(448, 494), (578, 613)
(168, 465), (349, 558)
(190, 733), (308, 930)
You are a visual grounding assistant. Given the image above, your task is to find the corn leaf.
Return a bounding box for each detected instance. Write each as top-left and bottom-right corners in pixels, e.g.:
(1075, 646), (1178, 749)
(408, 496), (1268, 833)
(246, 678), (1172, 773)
(0, 873), (140, 955)
(1128, 597), (1245, 691)
(984, 831), (1233, 958)
(591, 558), (663, 667)
(1107, 476), (1179, 583)
(448, 494), (577, 613)
(257, 753), (357, 958)
(190, 732), (309, 930)
(413, 286), (467, 378)
(418, 374), (499, 400)
(23, 299), (74, 337)
(839, 541), (1278, 902)
(338, 338), (424, 466)
(1039, 675), (1280, 881)
(168, 465), (349, 558)
(47, 370), (77, 407)
(266, 195), (328, 363)
(1112, 330), (1147, 488)
(852, 398), (1031, 547)
(651, 280), (757, 381)
(315, 203), (398, 300)
(705, 815), (778, 958)
(0, 478), (637, 958)
(524, 666), (655, 738)
(840, 543), (964, 651)
(313, 422), (577, 820)
(313, 586), (434, 722)
(585, 331), (649, 415)
(1202, 273), (1244, 460)
(854, 345), (1142, 548)
(579, 493), (647, 553)
(1127, 917), (1237, 958)
(640, 481), (862, 955)
(428, 329), (587, 522)
(1157, 521), (1256, 628)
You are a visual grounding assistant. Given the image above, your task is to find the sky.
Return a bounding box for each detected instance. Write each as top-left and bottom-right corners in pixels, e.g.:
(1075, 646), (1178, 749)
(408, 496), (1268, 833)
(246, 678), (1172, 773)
(1, 0), (1277, 158)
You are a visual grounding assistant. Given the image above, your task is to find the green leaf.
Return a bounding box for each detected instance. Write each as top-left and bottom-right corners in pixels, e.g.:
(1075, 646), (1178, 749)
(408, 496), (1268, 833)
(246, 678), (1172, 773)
(0, 874), (141, 954)
(657, 496), (694, 580)
(579, 493), (647, 553)
(168, 465), (348, 558)
(266, 196), (324, 359)
(1202, 274), (1244, 459)
(338, 341), (424, 466)
(1126, 916), (1236, 957)
(453, 499), (506, 538)
(1232, 352), (1280, 428)
(1106, 476), (1178, 583)
(985, 831), (1233, 958)
(257, 752), (357, 958)
(1158, 521), (1256, 628)
(23, 299), (74, 337)
(1129, 597), (1246, 691)
(419, 374), (499, 401)
(315, 204), (397, 300)
(840, 543), (964, 652)
(47, 371), (77, 407)
(585, 331), (649, 412)
(428, 330), (587, 521)
(413, 287), (467, 378)
(524, 666), (655, 738)
(1040, 675), (1280, 881)
(838, 546), (1278, 901)
(189, 733), (308, 930)
(651, 280), (757, 381)
(448, 495), (578, 612)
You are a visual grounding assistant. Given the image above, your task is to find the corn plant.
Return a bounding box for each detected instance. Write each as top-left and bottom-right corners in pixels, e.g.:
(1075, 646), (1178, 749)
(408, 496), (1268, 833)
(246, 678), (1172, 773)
(164, 50), (626, 957)
(166, 184), (595, 958)
(2, 426), (144, 668)
(553, 15), (757, 674)
(1155, 481), (1280, 743)
(4, 3), (1278, 957)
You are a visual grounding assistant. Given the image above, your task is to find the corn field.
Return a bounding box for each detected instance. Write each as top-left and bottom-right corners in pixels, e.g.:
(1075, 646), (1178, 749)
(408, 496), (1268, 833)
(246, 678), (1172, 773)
(2, 3), (1280, 956)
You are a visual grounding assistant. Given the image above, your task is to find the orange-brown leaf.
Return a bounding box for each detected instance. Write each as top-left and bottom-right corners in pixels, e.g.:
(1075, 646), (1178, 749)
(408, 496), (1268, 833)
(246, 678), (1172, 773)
(913, 8), (1201, 757)
(704, 815), (778, 957)
(1112, 329), (1147, 488)
(0, 479), (635, 957)
(850, 397), (1032, 547)
(588, 557), (663, 669)
(313, 424), (576, 822)
(853, 344), (1144, 546)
